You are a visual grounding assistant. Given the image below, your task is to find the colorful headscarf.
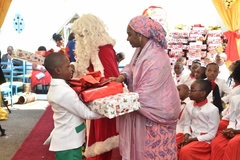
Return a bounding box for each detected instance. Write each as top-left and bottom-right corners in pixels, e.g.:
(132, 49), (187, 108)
(128, 15), (167, 49)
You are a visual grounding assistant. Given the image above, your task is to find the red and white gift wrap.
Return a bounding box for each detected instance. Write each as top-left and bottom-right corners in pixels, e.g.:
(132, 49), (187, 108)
(13, 49), (45, 65)
(207, 31), (223, 37)
(168, 38), (188, 44)
(208, 44), (222, 51)
(169, 50), (185, 57)
(189, 42), (207, 50)
(207, 37), (223, 44)
(80, 82), (124, 102)
(187, 50), (207, 58)
(87, 92), (141, 119)
(188, 34), (205, 41)
(191, 27), (207, 35)
(168, 44), (188, 50)
(169, 31), (189, 38)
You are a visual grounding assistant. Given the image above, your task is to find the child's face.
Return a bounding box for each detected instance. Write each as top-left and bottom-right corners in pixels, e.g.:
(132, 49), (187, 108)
(59, 56), (73, 80)
(177, 85), (189, 101)
(190, 63), (200, 76)
(206, 64), (219, 81)
(174, 64), (184, 75)
(229, 61), (239, 72)
(189, 81), (204, 102)
(195, 67), (204, 80)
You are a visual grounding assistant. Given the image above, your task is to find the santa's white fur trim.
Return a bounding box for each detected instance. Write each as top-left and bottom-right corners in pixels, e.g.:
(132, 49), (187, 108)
(84, 135), (119, 158)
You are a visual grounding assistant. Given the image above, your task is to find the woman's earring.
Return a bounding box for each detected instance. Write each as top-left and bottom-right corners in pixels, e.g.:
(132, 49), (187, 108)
(139, 36), (142, 43)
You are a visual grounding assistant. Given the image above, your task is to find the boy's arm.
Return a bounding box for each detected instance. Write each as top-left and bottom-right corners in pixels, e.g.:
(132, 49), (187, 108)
(183, 104), (192, 135)
(60, 89), (103, 119)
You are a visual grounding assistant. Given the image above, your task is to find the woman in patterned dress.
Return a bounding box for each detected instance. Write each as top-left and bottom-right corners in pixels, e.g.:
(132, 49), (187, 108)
(109, 15), (181, 160)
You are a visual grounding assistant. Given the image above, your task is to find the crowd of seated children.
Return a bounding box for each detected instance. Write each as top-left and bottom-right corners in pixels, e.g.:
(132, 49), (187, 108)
(217, 62), (240, 133)
(174, 57), (240, 159)
(177, 79), (220, 160)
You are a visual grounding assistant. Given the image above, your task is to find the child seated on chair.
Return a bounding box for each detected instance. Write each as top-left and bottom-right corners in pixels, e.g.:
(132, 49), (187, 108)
(44, 52), (102, 160)
(178, 79), (220, 160)
(205, 62), (231, 114)
(176, 84), (190, 145)
(31, 46), (51, 93)
(211, 94), (240, 160)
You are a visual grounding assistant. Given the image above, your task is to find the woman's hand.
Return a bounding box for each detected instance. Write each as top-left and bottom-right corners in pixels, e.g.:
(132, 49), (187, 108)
(108, 77), (119, 82)
(108, 74), (125, 83)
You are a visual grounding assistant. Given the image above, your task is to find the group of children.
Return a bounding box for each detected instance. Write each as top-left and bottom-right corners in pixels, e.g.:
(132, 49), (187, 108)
(174, 56), (240, 159)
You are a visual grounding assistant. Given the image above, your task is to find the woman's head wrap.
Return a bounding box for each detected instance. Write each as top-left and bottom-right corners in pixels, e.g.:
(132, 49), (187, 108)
(128, 15), (167, 49)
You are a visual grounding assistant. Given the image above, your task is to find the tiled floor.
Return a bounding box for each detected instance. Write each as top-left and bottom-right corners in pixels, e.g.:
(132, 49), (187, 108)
(12, 100), (49, 110)
(8, 94), (48, 110)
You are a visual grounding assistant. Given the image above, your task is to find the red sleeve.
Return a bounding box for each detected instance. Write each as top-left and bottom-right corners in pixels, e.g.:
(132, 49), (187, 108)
(98, 45), (120, 78)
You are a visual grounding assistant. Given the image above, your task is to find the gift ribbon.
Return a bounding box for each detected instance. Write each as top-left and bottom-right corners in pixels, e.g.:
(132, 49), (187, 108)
(192, 24), (204, 27)
(68, 71), (108, 94)
(191, 24), (205, 31)
(174, 24), (187, 30)
(224, 30), (240, 62)
(208, 26), (221, 30)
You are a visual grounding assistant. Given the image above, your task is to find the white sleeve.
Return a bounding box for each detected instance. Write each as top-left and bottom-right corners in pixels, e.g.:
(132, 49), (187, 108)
(57, 86), (103, 119)
(183, 104), (192, 135)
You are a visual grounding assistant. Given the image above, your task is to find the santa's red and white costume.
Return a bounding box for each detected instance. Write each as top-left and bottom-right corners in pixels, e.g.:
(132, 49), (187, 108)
(71, 14), (121, 160)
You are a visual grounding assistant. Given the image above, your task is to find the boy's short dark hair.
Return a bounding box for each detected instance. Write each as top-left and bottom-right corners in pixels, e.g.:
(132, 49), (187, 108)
(38, 46), (47, 51)
(117, 52), (125, 59)
(44, 52), (66, 75)
(192, 59), (201, 65)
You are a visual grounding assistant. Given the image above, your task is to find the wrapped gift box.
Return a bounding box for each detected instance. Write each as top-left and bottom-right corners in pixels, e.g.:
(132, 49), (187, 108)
(208, 32), (223, 37)
(168, 38), (188, 44)
(169, 50), (185, 57)
(207, 37), (223, 44)
(81, 82), (123, 102)
(87, 92), (141, 119)
(167, 44), (184, 50)
(208, 44), (221, 51)
(169, 31), (189, 38)
(13, 49), (45, 65)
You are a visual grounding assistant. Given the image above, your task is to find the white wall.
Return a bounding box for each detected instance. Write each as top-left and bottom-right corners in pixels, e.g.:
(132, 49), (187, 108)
(0, 0), (225, 66)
